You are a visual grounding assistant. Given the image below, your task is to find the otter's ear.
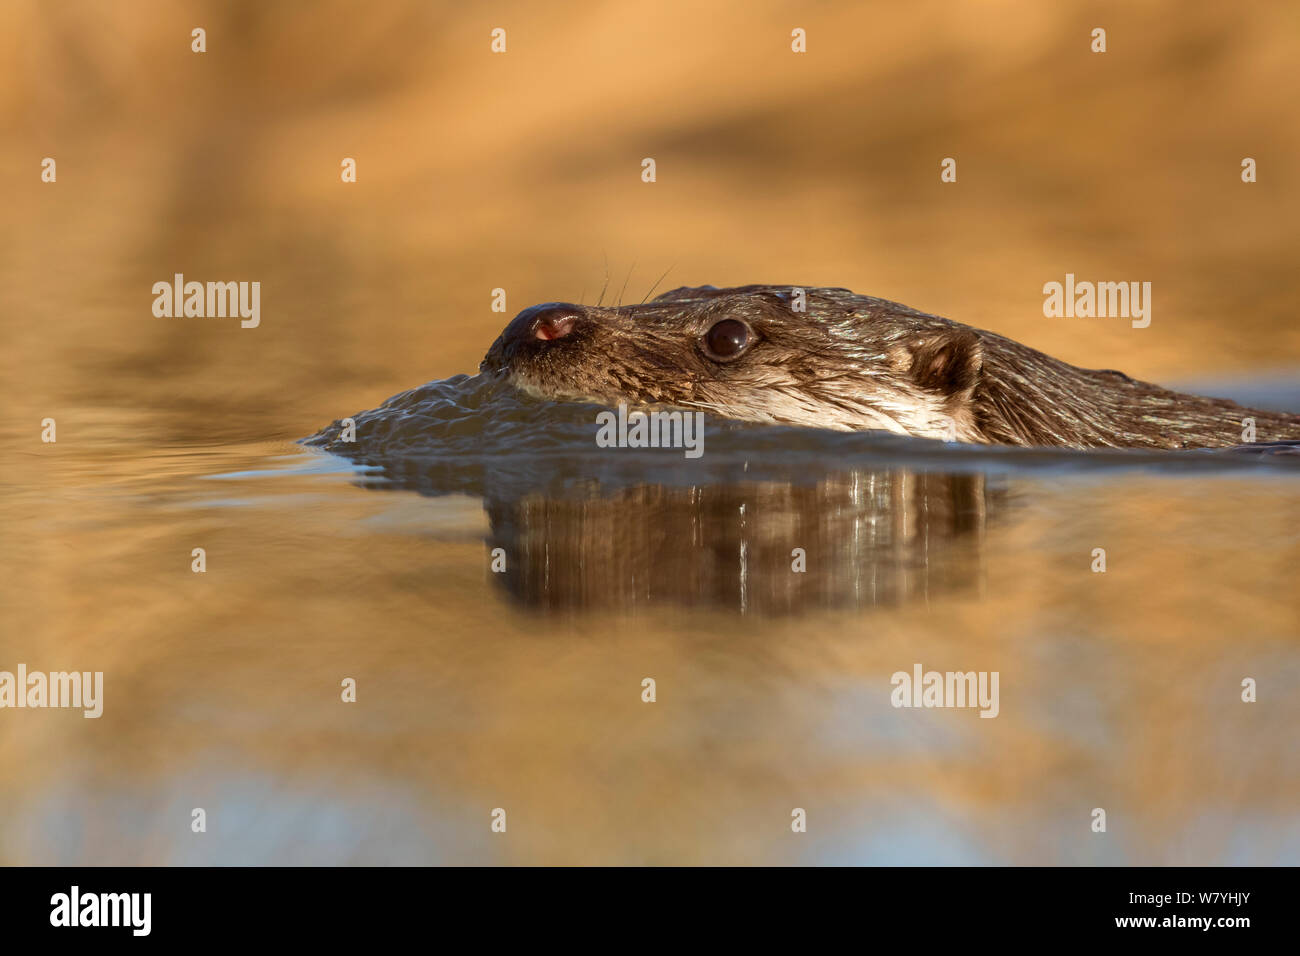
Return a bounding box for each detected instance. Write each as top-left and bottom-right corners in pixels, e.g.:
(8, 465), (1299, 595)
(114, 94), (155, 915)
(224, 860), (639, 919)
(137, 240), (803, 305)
(891, 329), (983, 401)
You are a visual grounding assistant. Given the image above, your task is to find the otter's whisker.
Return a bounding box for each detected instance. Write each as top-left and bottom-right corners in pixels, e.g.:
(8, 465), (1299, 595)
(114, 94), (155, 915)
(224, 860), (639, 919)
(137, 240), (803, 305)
(642, 262), (677, 305)
(597, 253), (610, 307)
(617, 262), (636, 309)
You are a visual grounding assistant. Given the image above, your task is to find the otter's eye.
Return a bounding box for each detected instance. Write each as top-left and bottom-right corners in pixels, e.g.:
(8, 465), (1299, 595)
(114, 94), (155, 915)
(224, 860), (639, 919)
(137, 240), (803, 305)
(701, 319), (753, 361)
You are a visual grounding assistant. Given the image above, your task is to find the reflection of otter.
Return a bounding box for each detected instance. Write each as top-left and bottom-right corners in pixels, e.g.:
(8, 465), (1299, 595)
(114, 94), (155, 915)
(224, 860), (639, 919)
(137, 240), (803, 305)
(301, 372), (1007, 612)
(485, 470), (998, 613)
(482, 285), (1300, 449)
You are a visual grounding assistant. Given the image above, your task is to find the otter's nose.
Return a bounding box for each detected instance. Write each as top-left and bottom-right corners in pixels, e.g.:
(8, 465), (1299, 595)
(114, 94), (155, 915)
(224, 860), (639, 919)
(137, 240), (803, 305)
(483, 303), (588, 372)
(505, 303), (584, 349)
(534, 311), (577, 341)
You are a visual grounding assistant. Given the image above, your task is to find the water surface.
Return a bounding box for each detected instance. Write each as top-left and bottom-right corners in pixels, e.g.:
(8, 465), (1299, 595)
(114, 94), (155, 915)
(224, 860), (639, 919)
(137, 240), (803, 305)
(3, 0), (1298, 866)
(3, 372), (1297, 865)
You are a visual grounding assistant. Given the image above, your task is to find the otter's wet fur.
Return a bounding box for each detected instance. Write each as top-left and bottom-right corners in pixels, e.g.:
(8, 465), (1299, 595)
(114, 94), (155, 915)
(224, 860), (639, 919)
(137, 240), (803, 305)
(481, 284), (1299, 450)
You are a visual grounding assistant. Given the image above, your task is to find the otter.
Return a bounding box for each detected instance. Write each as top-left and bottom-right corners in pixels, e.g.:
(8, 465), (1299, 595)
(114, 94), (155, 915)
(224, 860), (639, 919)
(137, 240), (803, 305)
(480, 284), (1300, 450)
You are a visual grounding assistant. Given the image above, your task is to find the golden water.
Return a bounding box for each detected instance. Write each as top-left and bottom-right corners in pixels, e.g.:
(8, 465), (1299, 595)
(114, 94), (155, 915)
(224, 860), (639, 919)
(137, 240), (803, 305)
(1, 0), (1297, 864)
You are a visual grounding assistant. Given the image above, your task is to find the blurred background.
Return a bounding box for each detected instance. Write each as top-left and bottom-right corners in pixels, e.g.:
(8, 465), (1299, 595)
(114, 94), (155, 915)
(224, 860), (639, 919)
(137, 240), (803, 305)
(1, 0), (1298, 865)
(4, 0), (1300, 438)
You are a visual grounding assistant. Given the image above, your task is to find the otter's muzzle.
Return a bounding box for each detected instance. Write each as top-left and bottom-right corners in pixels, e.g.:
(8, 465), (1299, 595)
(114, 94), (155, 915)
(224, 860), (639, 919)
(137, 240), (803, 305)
(482, 302), (586, 373)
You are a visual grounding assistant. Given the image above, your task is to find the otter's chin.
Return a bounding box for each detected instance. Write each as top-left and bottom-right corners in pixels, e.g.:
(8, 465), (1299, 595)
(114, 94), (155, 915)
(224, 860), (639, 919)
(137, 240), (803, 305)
(496, 364), (610, 409)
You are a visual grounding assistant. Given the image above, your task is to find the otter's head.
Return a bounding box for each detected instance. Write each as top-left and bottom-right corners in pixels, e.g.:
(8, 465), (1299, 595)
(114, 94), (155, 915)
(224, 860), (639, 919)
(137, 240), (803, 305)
(479, 284), (985, 440)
